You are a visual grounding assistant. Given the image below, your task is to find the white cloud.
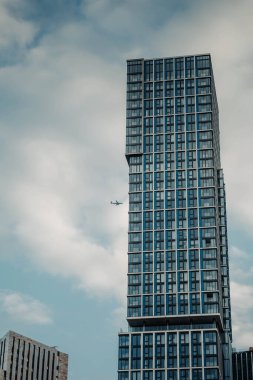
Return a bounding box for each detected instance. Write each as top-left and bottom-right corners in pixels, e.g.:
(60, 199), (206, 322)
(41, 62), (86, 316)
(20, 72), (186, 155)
(1, 137), (128, 302)
(230, 281), (253, 349)
(229, 245), (253, 282)
(151, 0), (253, 232)
(230, 246), (250, 260)
(0, 21), (128, 303)
(0, 290), (53, 325)
(0, 0), (253, 344)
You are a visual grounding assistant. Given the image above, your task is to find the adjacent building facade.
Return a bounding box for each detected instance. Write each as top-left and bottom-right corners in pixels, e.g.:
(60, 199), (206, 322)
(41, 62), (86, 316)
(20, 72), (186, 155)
(118, 54), (232, 380)
(232, 348), (253, 380)
(0, 330), (68, 380)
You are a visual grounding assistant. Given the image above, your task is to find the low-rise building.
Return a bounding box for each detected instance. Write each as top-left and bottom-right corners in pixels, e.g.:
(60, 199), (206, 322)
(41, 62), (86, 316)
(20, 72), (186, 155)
(0, 330), (68, 380)
(232, 347), (253, 380)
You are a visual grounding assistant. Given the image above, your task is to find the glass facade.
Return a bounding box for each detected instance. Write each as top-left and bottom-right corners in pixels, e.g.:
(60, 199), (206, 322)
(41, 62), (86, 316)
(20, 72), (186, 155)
(119, 55), (232, 380)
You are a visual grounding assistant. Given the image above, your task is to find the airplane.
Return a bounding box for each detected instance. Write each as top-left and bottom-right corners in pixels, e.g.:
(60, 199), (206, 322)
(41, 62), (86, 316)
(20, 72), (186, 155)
(111, 200), (123, 206)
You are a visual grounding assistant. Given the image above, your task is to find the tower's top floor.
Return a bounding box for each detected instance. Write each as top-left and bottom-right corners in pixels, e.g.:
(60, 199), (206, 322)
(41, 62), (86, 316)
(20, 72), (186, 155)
(126, 54), (218, 109)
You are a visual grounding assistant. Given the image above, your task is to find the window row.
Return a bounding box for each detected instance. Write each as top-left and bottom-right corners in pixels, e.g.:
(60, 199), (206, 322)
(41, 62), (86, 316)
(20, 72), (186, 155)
(128, 250), (217, 272)
(127, 293), (220, 317)
(119, 368), (219, 380)
(143, 78), (211, 98)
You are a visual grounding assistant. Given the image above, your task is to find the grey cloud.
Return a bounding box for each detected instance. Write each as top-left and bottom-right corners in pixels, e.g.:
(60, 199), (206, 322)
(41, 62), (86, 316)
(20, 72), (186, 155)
(1, 0), (253, 345)
(231, 281), (253, 349)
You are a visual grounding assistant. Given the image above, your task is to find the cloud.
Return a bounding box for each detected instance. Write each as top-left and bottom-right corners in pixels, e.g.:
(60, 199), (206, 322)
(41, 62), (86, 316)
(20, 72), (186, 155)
(229, 246), (253, 282)
(0, 18), (128, 303)
(151, 0), (253, 232)
(0, 0), (37, 66)
(0, 290), (53, 325)
(1, 136), (128, 302)
(0, 0), (253, 346)
(230, 281), (253, 348)
(230, 246), (250, 260)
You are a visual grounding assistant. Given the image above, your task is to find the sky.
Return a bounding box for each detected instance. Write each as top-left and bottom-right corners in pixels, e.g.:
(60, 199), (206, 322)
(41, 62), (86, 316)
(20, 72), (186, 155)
(0, 0), (253, 379)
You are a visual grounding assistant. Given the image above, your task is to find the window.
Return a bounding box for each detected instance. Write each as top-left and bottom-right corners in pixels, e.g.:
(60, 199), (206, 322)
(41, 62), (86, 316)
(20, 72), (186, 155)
(167, 294), (176, 315)
(190, 293), (200, 314)
(189, 250), (199, 269)
(186, 78), (195, 94)
(155, 118), (164, 134)
(144, 253), (153, 272)
(155, 295), (165, 315)
(145, 172), (153, 191)
(144, 82), (153, 99)
(128, 296), (141, 317)
(165, 59), (174, 80)
(118, 372), (128, 380)
(143, 273), (153, 294)
(131, 372), (141, 380)
(155, 99), (164, 116)
(175, 80), (184, 96)
(155, 81), (163, 97)
(204, 332), (218, 367)
(155, 251), (164, 271)
(176, 133), (185, 150)
(167, 333), (177, 368)
(154, 191), (164, 211)
(167, 272), (176, 293)
(144, 61), (153, 81)
(179, 333), (189, 366)
(144, 211), (153, 231)
(186, 113), (196, 131)
(196, 55), (211, 77)
(165, 115), (174, 132)
(143, 371), (153, 380)
(155, 273), (165, 293)
(178, 250), (187, 269)
(202, 270), (218, 291)
(177, 210), (187, 228)
(177, 170), (186, 188)
(176, 114), (185, 132)
(187, 150), (196, 169)
(177, 189), (186, 207)
(176, 97), (184, 114)
(166, 251), (176, 270)
(144, 192), (153, 210)
(197, 113), (212, 131)
(165, 98), (174, 115)
(179, 294), (188, 314)
(175, 58), (184, 79)
(143, 334), (153, 368)
(145, 154), (153, 172)
(190, 272), (200, 291)
(189, 228), (199, 248)
(165, 81), (174, 97)
(187, 96), (195, 113)
(145, 100), (153, 117)
(202, 249), (217, 269)
(166, 171), (175, 190)
(185, 57), (194, 79)
(155, 134), (164, 152)
(197, 77), (211, 95)
(191, 332), (202, 367)
(128, 253), (141, 274)
(155, 60), (163, 81)
(167, 230), (176, 249)
(188, 189), (197, 206)
(166, 133), (175, 152)
(179, 271), (188, 292)
(167, 370), (177, 380)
